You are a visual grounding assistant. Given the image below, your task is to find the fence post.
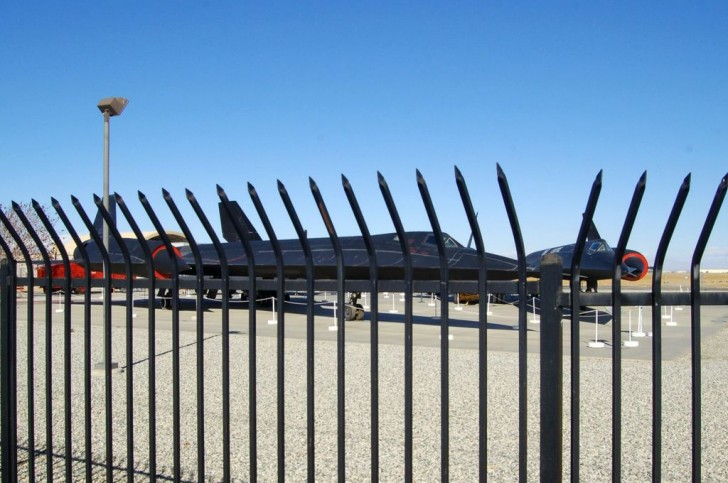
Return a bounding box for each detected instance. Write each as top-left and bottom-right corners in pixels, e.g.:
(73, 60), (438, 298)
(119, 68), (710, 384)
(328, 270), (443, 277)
(540, 253), (563, 481)
(1, 257), (18, 481)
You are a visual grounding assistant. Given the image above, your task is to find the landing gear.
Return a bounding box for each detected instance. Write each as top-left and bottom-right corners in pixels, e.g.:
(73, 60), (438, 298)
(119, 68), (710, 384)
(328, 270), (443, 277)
(345, 304), (356, 321)
(344, 292), (366, 321)
(585, 278), (598, 293)
(158, 289), (172, 309)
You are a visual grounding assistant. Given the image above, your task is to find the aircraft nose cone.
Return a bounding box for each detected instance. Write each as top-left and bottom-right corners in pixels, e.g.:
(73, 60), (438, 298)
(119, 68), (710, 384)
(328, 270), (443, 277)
(621, 252), (649, 281)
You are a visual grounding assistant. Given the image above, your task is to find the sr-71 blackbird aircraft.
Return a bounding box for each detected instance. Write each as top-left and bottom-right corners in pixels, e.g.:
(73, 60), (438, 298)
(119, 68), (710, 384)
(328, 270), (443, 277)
(524, 222), (649, 292)
(73, 202), (648, 319)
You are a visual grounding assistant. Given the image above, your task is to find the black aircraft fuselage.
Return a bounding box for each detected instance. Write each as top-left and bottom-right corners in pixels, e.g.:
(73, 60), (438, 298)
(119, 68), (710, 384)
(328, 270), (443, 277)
(75, 231), (521, 282)
(74, 200), (648, 299)
(525, 238), (649, 291)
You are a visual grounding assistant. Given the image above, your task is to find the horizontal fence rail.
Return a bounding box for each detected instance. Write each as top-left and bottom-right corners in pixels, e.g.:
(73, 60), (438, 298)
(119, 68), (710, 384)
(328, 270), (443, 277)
(1, 166), (727, 482)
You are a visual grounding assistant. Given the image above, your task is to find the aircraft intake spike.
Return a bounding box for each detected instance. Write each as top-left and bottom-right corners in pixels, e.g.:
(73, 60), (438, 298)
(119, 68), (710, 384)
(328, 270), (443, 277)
(621, 251), (649, 281)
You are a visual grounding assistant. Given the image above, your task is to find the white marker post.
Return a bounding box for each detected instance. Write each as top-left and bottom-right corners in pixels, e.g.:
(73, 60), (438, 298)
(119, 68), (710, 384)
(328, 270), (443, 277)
(675, 285), (684, 311)
(666, 306), (677, 327)
(587, 310), (605, 348)
(440, 330), (454, 341)
(389, 293), (399, 314)
(633, 306), (646, 338)
(328, 301), (338, 331)
(624, 310), (639, 348)
(529, 296), (540, 324)
(268, 296), (277, 324)
(55, 290), (64, 313)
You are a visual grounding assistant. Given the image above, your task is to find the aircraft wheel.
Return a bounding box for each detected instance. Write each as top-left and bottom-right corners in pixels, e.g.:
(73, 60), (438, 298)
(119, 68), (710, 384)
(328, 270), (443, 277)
(344, 305), (356, 321)
(355, 304), (365, 321)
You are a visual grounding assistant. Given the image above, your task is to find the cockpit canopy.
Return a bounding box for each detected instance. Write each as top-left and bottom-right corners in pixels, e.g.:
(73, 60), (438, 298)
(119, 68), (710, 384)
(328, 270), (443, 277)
(586, 239), (610, 255)
(392, 232), (464, 249)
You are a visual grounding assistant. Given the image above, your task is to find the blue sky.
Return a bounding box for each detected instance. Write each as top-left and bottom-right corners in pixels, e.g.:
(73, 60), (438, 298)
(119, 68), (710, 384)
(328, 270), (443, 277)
(1, 2), (726, 270)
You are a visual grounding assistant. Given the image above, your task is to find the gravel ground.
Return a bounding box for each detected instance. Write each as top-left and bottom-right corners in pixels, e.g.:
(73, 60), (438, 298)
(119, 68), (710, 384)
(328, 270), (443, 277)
(7, 305), (728, 482)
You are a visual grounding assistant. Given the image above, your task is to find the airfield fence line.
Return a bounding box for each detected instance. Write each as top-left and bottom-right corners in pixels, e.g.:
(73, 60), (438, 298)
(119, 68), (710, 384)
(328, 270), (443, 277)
(2, 166), (727, 482)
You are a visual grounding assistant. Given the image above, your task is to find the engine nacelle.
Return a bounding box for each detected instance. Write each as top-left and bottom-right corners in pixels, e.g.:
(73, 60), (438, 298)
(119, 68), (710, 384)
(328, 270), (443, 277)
(150, 243), (187, 279)
(621, 251), (648, 281)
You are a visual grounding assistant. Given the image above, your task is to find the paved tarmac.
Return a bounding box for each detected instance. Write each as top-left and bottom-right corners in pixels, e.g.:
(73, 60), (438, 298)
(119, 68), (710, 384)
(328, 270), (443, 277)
(25, 288), (728, 361)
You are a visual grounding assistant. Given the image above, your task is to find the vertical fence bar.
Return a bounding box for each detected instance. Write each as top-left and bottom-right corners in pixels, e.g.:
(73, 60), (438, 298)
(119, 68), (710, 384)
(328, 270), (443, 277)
(310, 178), (347, 482)
(610, 172), (646, 481)
(454, 166), (489, 482)
(689, 173), (727, 482)
(496, 164), (528, 482)
(278, 180), (316, 481)
(342, 174), (380, 482)
(188, 190), (231, 482)
(651, 174), (690, 481)
(1, 251), (18, 482)
(73, 196), (117, 482)
(568, 171), (602, 483)
(116, 193), (159, 481)
(163, 189), (207, 481)
(33, 200), (75, 482)
(94, 196), (134, 481)
(13, 202), (56, 481)
(139, 191), (184, 482)
(416, 170), (450, 481)
(95, 194), (139, 482)
(248, 182), (288, 481)
(218, 186), (259, 482)
(539, 253), (563, 481)
(53, 198), (94, 482)
(0, 214), (26, 483)
(378, 171), (415, 482)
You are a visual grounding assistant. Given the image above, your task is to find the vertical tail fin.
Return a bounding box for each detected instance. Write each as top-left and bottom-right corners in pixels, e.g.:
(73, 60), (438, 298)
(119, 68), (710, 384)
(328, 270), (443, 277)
(582, 213), (602, 240)
(219, 201), (262, 242)
(92, 196), (117, 238)
(587, 221), (601, 241)
(466, 211), (478, 248)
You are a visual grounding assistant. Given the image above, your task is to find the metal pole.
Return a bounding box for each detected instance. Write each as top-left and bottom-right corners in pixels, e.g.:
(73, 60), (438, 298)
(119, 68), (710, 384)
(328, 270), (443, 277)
(1, 257), (18, 481)
(102, 109), (110, 252)
(540, 253), (563, 481)
(102, 107), (111, 353)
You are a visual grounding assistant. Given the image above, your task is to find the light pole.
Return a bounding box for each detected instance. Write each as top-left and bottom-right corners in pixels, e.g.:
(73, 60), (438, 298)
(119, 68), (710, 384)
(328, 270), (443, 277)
(94, 98), (127, 373)
(97, 97), (128, 251)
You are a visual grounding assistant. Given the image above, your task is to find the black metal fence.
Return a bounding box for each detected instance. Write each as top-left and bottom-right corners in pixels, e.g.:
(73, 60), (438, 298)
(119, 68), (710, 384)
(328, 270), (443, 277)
(1, 166), (727, 482)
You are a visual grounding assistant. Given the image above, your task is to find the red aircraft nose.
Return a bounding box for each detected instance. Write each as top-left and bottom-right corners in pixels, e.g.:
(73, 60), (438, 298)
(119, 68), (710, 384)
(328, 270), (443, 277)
(621, 251), (649, 281)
